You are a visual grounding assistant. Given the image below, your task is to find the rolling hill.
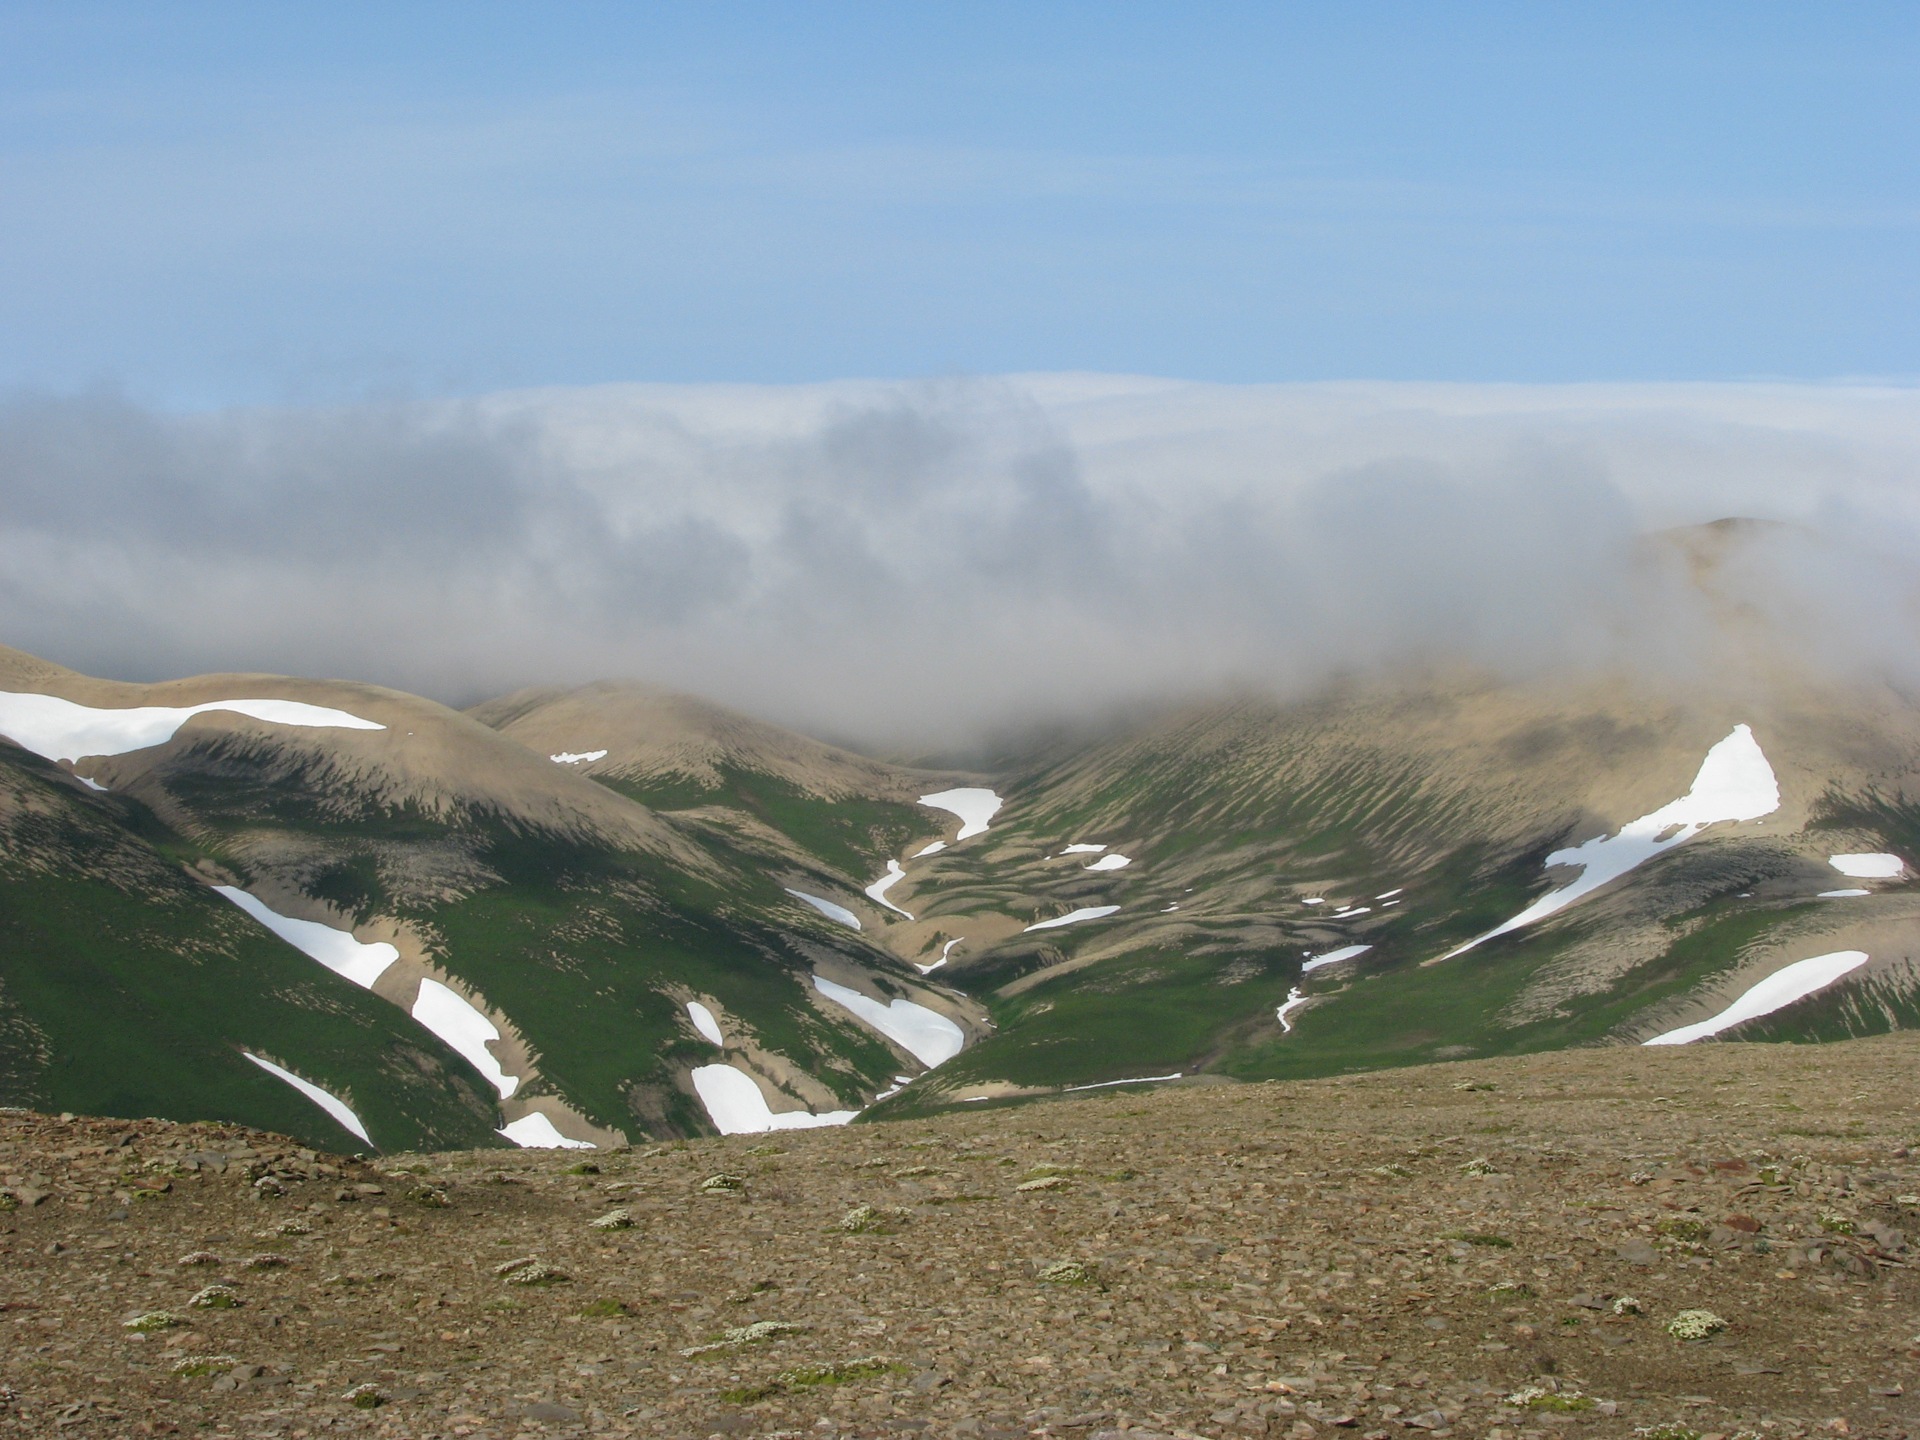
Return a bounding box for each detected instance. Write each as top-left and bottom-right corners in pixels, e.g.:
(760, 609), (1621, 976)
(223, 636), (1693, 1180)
(4, 613), (1920, 1149)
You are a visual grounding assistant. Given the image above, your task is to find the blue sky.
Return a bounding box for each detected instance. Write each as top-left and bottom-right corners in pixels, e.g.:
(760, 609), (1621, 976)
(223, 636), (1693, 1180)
(1, 3), (1914, 406)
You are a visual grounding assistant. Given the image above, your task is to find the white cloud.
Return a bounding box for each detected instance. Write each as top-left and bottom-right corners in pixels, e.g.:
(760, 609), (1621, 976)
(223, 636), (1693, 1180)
(2, 376), (1917, 746)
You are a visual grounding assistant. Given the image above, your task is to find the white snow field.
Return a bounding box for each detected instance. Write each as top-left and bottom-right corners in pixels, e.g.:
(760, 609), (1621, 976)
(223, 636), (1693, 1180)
(911, 841), (947, 858)
(496, 1113), (595, 1149)
(1084, 853), (1132, 871)
(1061, 843), (1107, 854)
(549, 749), (608, 765)
(213, 886), (400, 989)
(1024, 905), (1121, 932)
(1643, 950), (1870, 1046)
(412, 980), (519, 1099)
(0, 690), (382, 764)
(686, 1001), (725, 1047)
(1830, 853), (1904, 878)
(784, 888), (862, 930)
(812, 975), (965, 1068)
(242, 1053), (372, 1145)
(1438, 724), (1780, 962)
(1819, 888), (1870, 898)
(863, 859), (914, 918)
(690, 1063), (858, 1134)
(915, 938), (962, 975)
(919, 787), (1003, 841)
(1301, 944), (1372, 974)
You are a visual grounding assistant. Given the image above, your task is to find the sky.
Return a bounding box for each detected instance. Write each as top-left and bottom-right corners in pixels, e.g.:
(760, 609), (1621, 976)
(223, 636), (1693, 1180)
(2, 8), (1918, 742)
(0, 3), (1914, 405)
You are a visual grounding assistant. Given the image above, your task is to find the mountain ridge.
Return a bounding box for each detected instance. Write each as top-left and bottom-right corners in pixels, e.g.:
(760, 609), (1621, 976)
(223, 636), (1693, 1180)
(4, 636), (1920, 1152)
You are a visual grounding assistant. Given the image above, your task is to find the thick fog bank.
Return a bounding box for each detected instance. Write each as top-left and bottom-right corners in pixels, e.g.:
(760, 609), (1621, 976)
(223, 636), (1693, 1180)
(2, 376), (1916, 747)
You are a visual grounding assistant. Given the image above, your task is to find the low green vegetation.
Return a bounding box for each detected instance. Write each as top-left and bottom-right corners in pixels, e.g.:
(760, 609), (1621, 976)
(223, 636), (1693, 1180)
(0, 755), (502, 1152)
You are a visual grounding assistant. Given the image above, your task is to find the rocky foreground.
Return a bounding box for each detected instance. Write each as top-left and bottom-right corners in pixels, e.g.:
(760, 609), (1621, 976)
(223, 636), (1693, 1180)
(2, 1037), (1918, 1440)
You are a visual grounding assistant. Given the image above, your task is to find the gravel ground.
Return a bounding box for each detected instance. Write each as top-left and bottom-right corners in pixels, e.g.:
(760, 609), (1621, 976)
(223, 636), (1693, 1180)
(2, 1034), (1917, 1440)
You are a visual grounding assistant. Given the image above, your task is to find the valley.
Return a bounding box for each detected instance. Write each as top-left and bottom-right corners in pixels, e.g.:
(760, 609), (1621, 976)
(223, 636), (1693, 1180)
(3, 623), (1920, 1154)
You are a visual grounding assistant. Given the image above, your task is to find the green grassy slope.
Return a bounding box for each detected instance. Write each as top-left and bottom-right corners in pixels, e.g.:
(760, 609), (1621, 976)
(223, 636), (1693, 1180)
(126, 732), (916, 1138)
(0, 750), (504, 1152)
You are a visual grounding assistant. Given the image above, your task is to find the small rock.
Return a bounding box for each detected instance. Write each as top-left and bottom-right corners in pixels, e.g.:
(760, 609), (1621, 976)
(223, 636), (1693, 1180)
(513, 1400), (581, 1423)
(1616, 1238), (1658, 1266)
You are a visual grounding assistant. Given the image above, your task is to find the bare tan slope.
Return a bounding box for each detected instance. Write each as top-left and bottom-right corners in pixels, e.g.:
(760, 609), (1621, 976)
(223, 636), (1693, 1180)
(469, 680), (945, 801)
(0, 648), (702, 867)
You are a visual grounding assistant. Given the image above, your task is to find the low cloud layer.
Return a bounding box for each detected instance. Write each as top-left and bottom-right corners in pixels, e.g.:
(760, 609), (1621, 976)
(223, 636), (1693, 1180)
(2, 376), (1917, 749)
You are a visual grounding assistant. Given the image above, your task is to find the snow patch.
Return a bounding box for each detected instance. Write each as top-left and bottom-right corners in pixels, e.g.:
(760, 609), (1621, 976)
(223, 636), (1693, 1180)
(0, 690), (382, 764)
(242, 1053), (371, 1145)
(213, 886), (398, 990)
(687, 1001), (724, 1047)
(863, 859), (914, 919)
(784, 889), (861, 930)
(1061, 843), (1107, 854)
(412, 980), (518, 1099)
(1375, 888), (1404, 900)
(919, 787), (1002, 841)
(550, 749), (608, 765)
(1301, 944), (1372, 974)
(1024, 905), (1121, 932)
(497, 1113), (595, 1148)
(76, 774), (108, 792)
(690, 1064), (858, 1134)
(915, 938), (962, 975)
(1643, 951), (1870, 1046)
(1829, 853), (1904, 878)
(1084, 853), (1132, 871)
(1063, 1072), (1185, 1092)
(1819, 888), (1870, 898)
(812, 975), (965, 1068)
(911, 840), (947, 858)
(1276, 987), (1309, 1033)
(1439, 725), (1780, 962)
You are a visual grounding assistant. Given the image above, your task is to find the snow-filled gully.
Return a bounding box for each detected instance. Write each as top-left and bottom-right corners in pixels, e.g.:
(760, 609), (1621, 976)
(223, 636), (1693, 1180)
(688, 974), (969, 1135)
(784, 889), (862, 930)
(918, 787), (1002, 841)
(864, 859), (914, 918)
(1644, 951), (1870, 1045)
(211, 887), (582, 1146)
(242, 1053), (371, 1146)
(1434, 725), (1780, 963)
(812, 975), (965, 1068)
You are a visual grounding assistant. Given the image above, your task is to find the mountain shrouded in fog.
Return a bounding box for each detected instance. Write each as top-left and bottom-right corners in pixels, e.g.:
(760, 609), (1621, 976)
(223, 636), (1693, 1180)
(3, 377), (1917, 752)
